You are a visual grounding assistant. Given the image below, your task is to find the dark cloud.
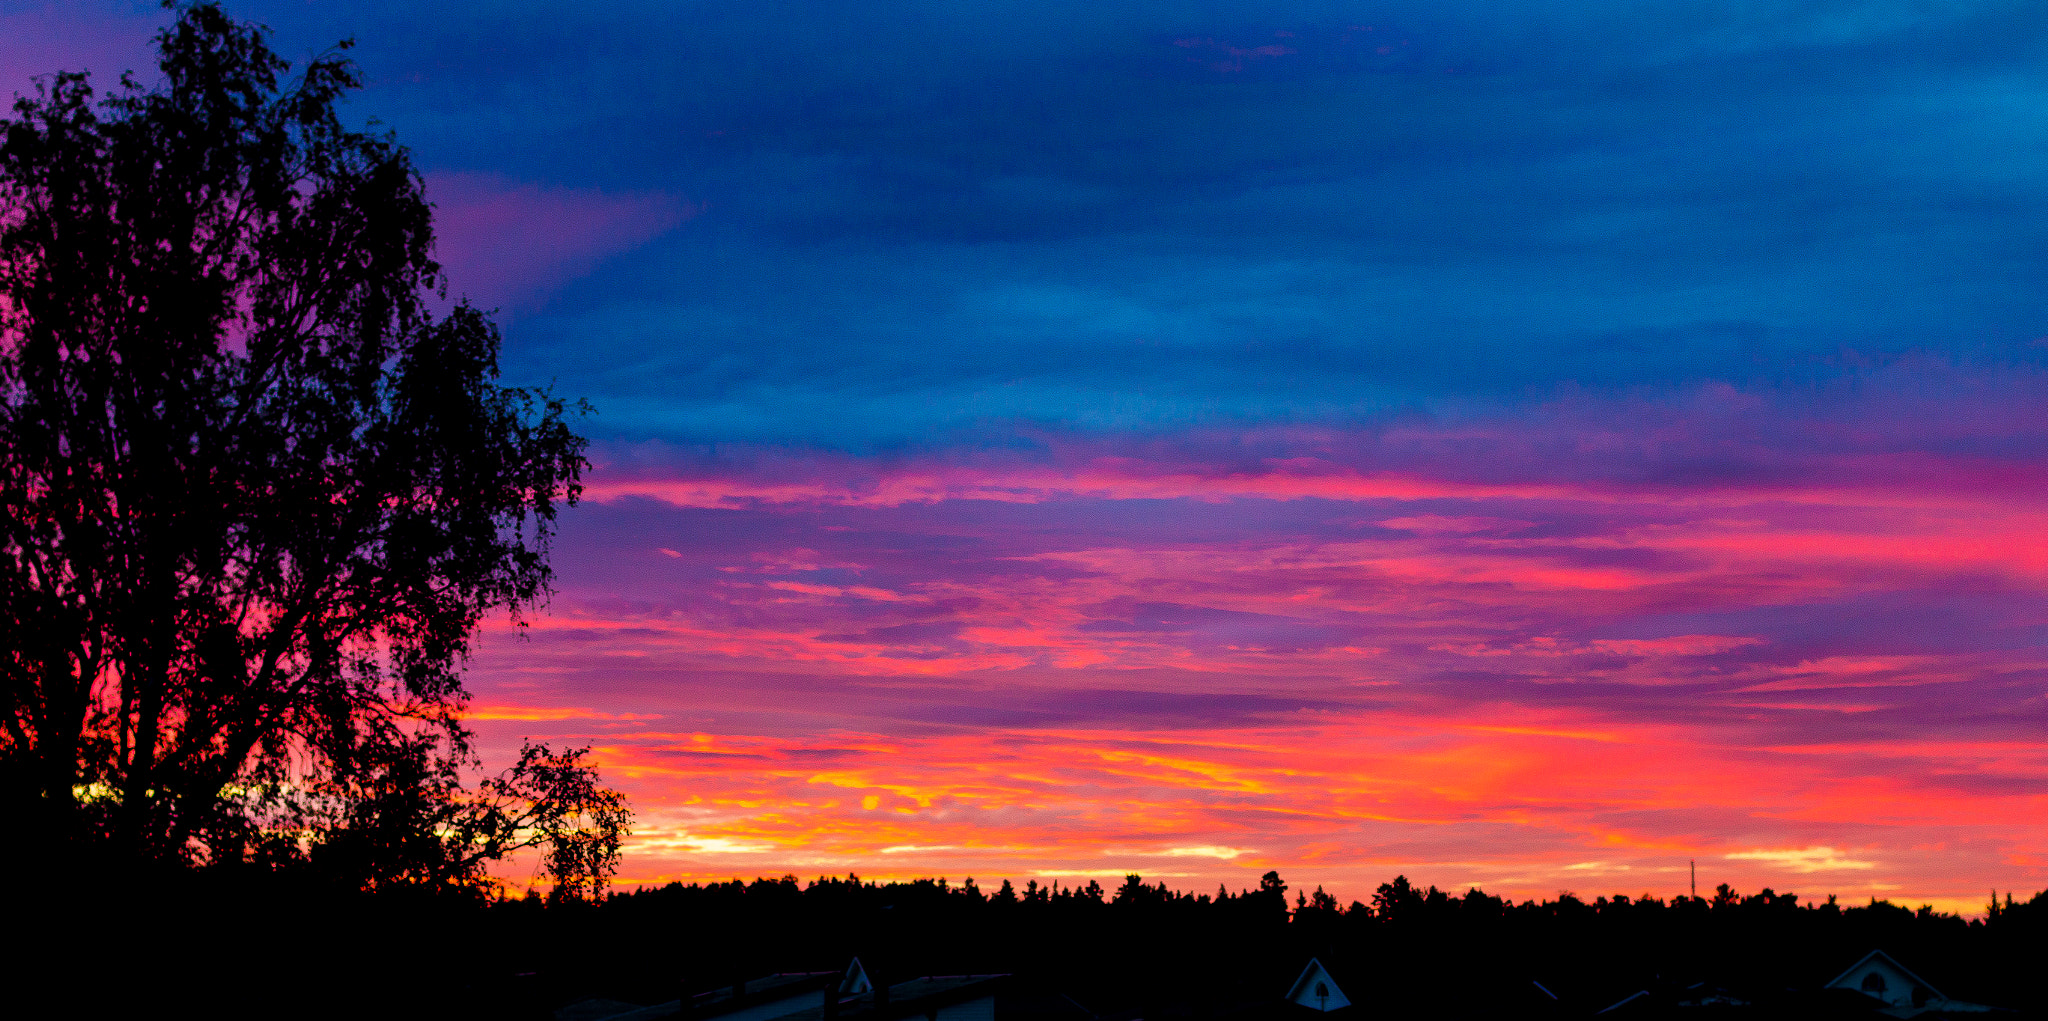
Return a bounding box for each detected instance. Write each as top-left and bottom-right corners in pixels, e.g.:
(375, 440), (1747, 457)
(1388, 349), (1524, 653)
(26, 1), (2048, 448)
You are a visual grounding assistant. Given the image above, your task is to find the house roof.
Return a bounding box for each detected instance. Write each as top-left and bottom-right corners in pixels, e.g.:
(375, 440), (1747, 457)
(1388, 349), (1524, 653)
(1282, 959), (1350, 1013)
(840, 960), (874, 997)
(1824, 950), (1947, 1006)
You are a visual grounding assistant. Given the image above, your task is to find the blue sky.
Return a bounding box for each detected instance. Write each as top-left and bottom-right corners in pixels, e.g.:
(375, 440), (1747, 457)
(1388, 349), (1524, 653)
(15, 1), (2047, 450)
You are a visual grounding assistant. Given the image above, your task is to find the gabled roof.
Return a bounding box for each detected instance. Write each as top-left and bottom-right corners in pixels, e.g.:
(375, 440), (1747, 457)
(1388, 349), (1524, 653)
(1284, 959), (1351, 1013)
(841, 959), (874, 996)
(1825, 949), (1945, 1008)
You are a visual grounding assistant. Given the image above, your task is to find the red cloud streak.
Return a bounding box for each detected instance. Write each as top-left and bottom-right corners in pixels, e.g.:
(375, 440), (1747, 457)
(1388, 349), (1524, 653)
(464, 425), (2048, 914)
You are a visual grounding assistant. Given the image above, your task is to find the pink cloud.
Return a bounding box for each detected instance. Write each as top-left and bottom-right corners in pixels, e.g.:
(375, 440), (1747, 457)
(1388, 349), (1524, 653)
(467, 705), (2048, 914)
(465, 378), (2048, 909)
(425, 172), (696, 311)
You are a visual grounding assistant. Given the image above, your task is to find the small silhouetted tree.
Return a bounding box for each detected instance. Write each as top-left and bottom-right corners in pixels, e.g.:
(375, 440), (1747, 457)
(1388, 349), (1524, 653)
(1253, 868), (1289, 916)
(0, 3), (626, 894)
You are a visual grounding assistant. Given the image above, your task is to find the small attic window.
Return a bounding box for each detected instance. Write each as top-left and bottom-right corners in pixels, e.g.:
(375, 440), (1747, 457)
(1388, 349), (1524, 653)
(1861, 973), (1887, 994)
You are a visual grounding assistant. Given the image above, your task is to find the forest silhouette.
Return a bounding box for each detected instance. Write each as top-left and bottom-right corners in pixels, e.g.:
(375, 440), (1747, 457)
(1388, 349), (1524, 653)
(545, 873), (2048, 1016)
(28, 867), (2047, 1018)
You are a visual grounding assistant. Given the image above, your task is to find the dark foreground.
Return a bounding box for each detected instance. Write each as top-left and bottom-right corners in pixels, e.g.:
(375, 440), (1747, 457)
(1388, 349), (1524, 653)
(19, 874), (2048, 1019)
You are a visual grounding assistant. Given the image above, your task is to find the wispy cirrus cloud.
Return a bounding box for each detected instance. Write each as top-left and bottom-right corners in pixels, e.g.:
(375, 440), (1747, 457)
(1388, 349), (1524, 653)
(1726, 848), (1879, 873)
(466, 705), (663, 722)
(461, 398), (2048, 910)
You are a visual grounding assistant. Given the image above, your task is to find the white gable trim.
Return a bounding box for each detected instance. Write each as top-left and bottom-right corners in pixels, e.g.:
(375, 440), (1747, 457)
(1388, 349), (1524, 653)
(1824, 949), (1943, 1008)
(1285, 959), (1351, 1012)
(842, 958), (874, 996)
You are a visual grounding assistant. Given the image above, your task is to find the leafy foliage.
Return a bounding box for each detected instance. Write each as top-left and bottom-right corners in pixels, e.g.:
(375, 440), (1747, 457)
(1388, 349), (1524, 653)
(0, 2), (626, 895)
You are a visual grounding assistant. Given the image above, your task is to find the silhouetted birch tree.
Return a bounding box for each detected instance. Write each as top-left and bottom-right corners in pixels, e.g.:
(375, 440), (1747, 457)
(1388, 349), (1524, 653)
(0, 2), (627, 895)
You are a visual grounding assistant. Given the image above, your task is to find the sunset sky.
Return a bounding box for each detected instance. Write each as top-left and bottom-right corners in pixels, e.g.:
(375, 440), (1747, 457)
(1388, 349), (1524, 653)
(9, 1), (2048, 913)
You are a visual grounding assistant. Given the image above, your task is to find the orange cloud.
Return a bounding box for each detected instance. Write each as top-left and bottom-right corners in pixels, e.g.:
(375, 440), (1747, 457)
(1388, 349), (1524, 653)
(465, 447), (2048, 911)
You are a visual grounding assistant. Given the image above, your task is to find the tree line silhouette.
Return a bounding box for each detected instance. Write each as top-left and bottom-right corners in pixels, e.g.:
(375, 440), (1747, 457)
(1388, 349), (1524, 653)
(484, 872), (2048, 1019)
(22, 866), (2048, 1017)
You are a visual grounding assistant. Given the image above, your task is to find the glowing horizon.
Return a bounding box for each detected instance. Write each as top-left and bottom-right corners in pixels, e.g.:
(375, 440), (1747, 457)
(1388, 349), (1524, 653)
(13, 2), (2048, 916)
(463, 406), (2048, 916)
